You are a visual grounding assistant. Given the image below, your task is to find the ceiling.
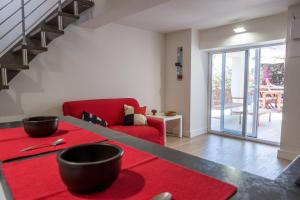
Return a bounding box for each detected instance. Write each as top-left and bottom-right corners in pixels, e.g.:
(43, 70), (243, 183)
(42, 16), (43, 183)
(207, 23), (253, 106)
(117, 0), (300, 33)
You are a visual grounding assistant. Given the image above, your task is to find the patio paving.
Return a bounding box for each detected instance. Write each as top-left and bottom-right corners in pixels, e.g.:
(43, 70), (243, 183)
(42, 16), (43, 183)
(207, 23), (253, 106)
(210, 110), (282, 143)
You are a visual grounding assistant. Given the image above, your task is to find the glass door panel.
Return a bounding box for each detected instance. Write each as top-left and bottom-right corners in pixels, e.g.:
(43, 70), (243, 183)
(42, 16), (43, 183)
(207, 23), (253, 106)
(257, 45), (285, 143)
(223, 51), (245, 135)
(246, 49), (259, 137)
(210, 54), (223, 132)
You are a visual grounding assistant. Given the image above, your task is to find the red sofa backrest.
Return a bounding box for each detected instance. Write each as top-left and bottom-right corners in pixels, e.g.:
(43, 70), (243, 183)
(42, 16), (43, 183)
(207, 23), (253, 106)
(63, 98), (139, 126)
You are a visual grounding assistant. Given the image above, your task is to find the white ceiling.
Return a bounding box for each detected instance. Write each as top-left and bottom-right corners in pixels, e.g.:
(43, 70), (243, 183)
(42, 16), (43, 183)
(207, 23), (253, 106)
(117, 0), (300, 33)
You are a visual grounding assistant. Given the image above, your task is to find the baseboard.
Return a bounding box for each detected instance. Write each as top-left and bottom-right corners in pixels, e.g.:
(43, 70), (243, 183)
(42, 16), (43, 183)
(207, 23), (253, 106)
(181, 128), (207, 138)
(277, 149), (300, 161)
(189, 128), (207, 138)
(167, 127), (207, 138)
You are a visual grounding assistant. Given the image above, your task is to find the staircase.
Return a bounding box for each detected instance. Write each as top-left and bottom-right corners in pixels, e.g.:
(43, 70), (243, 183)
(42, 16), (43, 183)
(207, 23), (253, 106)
(0, 0), (94, 90)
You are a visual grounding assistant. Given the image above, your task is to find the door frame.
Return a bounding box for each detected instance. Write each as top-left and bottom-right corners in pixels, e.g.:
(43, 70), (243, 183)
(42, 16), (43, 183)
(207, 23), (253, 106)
(207, 42), (285, 145)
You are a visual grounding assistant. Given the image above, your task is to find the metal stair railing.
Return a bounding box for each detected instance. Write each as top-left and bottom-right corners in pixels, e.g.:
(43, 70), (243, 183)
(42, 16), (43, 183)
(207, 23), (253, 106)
(0, 0), (68, 58)
(0, 0), (94, 89)
(0, 0), (68, 88)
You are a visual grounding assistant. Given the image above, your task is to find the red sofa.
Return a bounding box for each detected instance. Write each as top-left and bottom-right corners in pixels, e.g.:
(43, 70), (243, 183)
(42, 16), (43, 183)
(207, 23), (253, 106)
(63, 98), (165, 145)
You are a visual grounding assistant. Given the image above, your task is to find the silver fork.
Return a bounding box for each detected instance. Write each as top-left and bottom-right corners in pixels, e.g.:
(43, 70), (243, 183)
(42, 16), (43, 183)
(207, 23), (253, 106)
(20, 138), (65, 152)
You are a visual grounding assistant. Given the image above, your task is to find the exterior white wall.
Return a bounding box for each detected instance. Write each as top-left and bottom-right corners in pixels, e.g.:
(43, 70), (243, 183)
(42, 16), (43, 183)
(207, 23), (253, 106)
(231, 57), (245, 98)
(278, 3), (300, 160)
(0, 23), (165, 122)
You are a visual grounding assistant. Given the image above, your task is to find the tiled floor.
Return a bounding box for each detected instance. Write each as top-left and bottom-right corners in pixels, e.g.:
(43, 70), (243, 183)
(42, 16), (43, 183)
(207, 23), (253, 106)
(166, 134), (290, 180)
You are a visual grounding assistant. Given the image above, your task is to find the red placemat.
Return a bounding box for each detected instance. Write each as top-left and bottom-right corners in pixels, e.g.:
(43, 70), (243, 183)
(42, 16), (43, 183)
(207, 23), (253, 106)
(0, 122), (81, 143)
(108, 141), (157, 168)
(2, 142), (237, 200)
(2, 142), (158, 200)
(0, 122), (107, 161)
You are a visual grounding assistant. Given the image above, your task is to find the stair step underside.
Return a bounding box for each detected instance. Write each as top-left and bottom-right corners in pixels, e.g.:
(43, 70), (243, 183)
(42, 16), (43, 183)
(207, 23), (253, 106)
(63, 0), (94, 15)
(61, 12), (80, 20)
(30, 25), (64, 41)
(12, 45), (48, 55)
(45, 12), (79, 29)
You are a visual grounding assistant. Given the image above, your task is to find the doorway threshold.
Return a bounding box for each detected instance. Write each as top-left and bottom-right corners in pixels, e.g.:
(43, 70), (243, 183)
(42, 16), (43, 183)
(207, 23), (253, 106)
(208, 131), (280, 147)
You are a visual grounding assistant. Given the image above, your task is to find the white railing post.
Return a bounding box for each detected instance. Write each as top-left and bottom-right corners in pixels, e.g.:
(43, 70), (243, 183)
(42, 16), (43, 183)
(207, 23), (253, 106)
(58, 0), (63, 31)
(21, 0), (27, 46)
(41, 31), (47, 48)
(74, 0), (79, 16)
(1, 67), (8, 87)
(21, 0), (28, 65)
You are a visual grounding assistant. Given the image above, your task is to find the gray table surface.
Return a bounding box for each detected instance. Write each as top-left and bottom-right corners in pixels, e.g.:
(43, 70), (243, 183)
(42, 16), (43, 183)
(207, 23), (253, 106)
(0, 116), (300, 200)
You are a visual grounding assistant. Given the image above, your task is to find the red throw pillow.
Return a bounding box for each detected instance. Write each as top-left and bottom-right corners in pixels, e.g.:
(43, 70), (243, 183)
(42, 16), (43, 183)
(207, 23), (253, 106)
(134, 106), (146, 115)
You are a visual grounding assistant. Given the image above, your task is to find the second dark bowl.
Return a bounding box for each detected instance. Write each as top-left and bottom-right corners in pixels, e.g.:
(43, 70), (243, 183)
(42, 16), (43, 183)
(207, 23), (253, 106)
(57, 143), (124, 193)
(23, 116), (59, 138)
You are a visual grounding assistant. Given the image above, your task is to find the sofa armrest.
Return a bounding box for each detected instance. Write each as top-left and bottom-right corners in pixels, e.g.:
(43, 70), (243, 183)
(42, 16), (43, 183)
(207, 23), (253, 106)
(147, 117), (165, 145)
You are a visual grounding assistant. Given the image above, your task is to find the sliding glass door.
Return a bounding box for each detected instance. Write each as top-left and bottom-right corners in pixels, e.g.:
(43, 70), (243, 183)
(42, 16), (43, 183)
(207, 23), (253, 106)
(209, 49), (259, 137)
(209, 44), (285, 143)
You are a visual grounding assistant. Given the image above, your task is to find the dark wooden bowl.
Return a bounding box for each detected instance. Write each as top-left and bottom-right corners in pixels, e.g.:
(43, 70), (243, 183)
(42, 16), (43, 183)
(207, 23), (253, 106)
(164, 111), (177, 116)
(23, 116), (59, 138)
(57, 143), (124, 193)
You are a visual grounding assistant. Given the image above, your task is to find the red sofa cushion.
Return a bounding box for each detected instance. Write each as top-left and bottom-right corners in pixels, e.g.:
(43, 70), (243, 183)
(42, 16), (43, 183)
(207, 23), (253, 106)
(63, 98), (139, 126)
(109, 125), (163, 145)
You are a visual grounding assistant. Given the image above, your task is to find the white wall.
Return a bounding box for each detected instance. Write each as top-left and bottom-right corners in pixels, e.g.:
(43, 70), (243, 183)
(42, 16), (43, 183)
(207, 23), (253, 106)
(165, 29), (192, 136)
(278, 3), (300, 160)
(190, 29), (208, 137)
(81, 0), (170, 29)
(198, 13), (287, 50)
(0, 23), (165, 122)
(165, 29), (208, 137)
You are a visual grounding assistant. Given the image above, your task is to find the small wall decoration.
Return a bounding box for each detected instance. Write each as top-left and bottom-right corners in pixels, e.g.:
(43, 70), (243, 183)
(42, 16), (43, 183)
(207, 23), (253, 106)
(175, 47), (183, 80)
(291, 15), (300, 40)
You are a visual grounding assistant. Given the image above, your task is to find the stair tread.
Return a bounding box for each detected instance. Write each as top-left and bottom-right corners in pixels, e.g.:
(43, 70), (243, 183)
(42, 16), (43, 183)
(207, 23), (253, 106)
(76, 0), (94, 4)
(77, 0), (94, 7)
(60, 12), (80, 19)
(42, 25), (64, 34)
(62, 0), (94, 15)
(12, 44), (47, 55)
(1, 64), (29, 70)
(0, 85), (9, 90)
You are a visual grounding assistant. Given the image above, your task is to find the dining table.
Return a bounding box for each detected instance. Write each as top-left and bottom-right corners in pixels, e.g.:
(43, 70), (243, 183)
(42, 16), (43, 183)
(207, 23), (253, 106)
(0, 116), (300, 200)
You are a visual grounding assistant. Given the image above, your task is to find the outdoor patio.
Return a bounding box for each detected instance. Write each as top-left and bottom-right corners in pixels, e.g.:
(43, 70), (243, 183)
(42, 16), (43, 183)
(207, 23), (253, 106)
(210, 109), (282, 143)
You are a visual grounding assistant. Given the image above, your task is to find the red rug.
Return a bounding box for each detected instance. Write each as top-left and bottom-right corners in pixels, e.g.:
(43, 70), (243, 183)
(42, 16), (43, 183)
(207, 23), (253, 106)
(0, 122), (107, 161)
(2, 142), (237, 200)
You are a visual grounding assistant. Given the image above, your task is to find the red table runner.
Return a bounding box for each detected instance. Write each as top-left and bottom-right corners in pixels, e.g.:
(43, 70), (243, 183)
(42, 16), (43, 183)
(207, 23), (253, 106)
(108, 141), (157, 168)
(2, 141), (237, 200)
(0, 122), (107, 161)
